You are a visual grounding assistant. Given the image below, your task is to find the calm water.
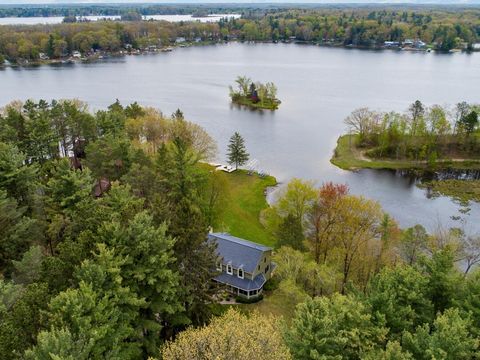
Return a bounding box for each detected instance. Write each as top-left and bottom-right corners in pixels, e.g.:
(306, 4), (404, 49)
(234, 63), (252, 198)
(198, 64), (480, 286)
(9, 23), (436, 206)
(0, 14), (240, 25)
(1, 43), (480, 232)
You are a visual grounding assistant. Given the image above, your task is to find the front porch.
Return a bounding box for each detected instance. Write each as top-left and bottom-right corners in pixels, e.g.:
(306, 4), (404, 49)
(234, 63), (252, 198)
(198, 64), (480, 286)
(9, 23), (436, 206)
(225, 284), (263, 299)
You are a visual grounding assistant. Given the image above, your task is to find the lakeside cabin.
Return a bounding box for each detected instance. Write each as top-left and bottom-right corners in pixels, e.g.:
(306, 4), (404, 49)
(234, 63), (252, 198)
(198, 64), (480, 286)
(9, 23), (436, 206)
(209, 232), (275, 299)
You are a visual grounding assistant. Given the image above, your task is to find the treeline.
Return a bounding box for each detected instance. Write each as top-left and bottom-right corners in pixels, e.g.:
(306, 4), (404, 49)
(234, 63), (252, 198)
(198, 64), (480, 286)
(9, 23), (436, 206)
(1, 8), (480, 63)
(344, 101), (480, 164)
(0, 20), (224, 63)
(0, 4), (239, 18)
(0, 99), (227, 358)
(161, 178), (480, 359)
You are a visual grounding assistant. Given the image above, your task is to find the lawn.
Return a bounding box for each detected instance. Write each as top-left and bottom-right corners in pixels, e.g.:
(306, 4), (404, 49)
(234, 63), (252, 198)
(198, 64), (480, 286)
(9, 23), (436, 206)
(236, 289), (299, 323)
(216, 170), (277, 247)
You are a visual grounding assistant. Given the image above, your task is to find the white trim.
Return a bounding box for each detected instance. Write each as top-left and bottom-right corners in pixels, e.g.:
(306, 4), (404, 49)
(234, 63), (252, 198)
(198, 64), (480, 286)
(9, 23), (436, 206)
(238, 267), (244, 279)
(226, 263), (233, 275)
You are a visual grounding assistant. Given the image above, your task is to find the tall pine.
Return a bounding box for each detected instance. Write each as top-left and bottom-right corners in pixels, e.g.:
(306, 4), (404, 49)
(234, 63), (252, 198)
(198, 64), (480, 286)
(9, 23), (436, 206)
(157, 137), (218, 327)
(227, 132), (249, 169)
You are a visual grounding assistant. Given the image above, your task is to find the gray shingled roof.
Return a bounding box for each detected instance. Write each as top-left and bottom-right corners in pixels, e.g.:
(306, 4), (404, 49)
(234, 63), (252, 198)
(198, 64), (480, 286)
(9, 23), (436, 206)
(214, 272), (266, 291)
(208, 232), (272, 274)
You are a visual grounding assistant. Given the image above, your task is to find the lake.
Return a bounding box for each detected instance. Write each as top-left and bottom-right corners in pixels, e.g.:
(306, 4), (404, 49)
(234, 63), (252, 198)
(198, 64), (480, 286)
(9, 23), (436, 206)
(0, 14), (240, 25)
(1, 43), (480, 233)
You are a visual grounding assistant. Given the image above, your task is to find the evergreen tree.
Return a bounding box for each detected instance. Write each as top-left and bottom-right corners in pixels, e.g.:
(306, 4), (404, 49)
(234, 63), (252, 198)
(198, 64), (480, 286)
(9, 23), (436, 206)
(285, 294), (387, 359)
(402, 308), (478, 360)
(0, 282), (50, 358)
(95, 212), (182, 356)
(0, 142), (37, 208)
(367, 266), (434, 338)
(0, 190), (39, 276)
(227, 132), (249, 169)
(27, 244), (144, 359)
(158, 138), (217, 326)
(420, 247), (462, 314)
(459, 110), (478, 135)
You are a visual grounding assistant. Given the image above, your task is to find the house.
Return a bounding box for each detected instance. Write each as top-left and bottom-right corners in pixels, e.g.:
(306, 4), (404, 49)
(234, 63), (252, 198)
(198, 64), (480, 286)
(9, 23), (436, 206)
(209, 232), (275, 299)
(175, 37), (186, 44)
(413, 40), (426, 49)
(384, 41), (400, 48)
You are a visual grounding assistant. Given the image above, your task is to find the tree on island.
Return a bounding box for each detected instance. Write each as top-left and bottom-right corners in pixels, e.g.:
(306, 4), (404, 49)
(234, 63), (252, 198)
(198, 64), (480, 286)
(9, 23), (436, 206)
(227, 132), (249, 170)
(229, 76), (280, 110)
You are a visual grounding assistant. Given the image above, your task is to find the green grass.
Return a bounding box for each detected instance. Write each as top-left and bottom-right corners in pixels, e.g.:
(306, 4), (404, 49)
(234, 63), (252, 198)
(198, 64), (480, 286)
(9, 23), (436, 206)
(231, 96), (280, 111)
(216, 170), (277, 247)
(236, 289), (297, 322)
(331, 134), (480, 171)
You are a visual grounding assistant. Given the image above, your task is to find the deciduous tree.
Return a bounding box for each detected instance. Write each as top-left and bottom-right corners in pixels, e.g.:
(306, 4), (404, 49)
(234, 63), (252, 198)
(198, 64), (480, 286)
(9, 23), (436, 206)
(162, 308), (291, 360)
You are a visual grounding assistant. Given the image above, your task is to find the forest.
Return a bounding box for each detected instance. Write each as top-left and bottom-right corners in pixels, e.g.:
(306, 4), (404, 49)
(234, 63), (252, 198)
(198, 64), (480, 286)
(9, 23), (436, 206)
(342, 101), (480, 165)
(0, 7), (479, 64)
(2, 98), (480, 359)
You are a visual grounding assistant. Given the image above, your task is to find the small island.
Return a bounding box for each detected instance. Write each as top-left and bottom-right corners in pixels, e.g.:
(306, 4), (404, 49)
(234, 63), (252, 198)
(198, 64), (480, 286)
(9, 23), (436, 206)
(229, 76), (281, 110)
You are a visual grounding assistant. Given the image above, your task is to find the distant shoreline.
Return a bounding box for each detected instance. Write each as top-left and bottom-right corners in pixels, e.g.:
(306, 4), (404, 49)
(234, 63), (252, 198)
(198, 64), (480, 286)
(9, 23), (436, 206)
(2, 40), (477, 69)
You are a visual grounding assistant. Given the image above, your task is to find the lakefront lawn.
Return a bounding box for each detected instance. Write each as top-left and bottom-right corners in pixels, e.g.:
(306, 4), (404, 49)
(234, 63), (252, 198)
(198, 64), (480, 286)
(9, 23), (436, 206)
(216, 170), (277, 247)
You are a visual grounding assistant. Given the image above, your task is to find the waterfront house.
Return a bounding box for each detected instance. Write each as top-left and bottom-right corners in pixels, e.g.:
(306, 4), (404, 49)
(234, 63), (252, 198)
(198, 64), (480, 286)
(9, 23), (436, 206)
(384, 41), (400, 48)
(414, 40), (426, 49)
(209, 233), (275, 299)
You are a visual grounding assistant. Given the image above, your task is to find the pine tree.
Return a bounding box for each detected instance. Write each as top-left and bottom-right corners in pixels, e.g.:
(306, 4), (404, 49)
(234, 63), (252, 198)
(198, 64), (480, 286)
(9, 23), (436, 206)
(158, 137), (218, 327)
(26, 244), (144, 359)
(95, 212), (183, 356)
(227, 132), (249, 170)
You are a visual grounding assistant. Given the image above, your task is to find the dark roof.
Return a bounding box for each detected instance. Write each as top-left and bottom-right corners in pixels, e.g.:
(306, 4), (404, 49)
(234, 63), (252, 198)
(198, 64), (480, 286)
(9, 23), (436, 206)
(208, 233), (272, 274)
(214, 272), (266, 291)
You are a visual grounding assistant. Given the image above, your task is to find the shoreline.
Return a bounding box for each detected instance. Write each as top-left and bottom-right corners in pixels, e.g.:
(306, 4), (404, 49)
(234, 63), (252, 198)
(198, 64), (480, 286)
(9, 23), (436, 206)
(330, 134), (480, 172)
(331, 134), (480, 205)
(1, 40), (478, 69)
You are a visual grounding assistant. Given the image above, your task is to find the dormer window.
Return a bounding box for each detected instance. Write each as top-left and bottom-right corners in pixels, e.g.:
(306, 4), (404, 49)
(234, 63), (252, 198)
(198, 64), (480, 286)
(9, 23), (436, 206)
(238, 268), (244, 279)
(227, 264), (233, 275)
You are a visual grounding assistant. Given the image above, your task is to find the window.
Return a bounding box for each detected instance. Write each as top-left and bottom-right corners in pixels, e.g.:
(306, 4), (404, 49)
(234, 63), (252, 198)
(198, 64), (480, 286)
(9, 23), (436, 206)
(264, 257), (266, 263)
(227, 264), (233, 275)
(238, 268), (244, 279)
(216, 262), (222, 271)
(264, 265), (270, 274)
